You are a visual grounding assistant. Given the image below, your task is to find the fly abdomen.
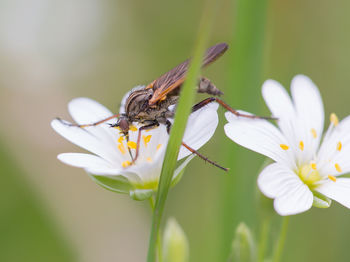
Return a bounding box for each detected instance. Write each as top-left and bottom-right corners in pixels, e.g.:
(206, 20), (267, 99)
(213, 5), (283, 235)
(197, 77), (223, 96)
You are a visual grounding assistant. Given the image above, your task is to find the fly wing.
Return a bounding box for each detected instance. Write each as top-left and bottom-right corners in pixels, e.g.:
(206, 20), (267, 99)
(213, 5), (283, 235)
(148, 43), (228, 105)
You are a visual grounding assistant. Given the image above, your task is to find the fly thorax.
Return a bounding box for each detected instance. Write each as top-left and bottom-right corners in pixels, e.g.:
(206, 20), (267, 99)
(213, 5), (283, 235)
(125, 89), (153, 117)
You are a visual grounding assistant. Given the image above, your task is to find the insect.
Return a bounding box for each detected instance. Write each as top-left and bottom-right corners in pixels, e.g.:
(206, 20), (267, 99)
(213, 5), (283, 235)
(59, 43), (273, 171)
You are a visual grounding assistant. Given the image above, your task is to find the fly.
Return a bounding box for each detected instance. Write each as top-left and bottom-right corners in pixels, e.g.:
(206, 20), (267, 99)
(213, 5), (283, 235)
(57, 43), (274, 171)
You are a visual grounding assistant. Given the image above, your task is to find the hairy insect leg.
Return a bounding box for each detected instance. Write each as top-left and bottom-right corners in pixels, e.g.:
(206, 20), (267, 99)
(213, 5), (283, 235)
(192, 97), (276, 120)
(132, 122), (160, 164)
(165, 120), (228, 171)
(56, 114), (120, 128)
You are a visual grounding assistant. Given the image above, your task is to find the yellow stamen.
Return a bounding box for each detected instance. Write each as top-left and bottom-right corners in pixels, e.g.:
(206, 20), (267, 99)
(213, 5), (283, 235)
(146, 157), (152, 163)
(122, 161), (131, 168)
(280, 144), (289, 150)
(299, 141), (304, 151)
(328, 175), (337, 182)
(311, 162), (317, 170)
(330, 113), (339, 126)
(156, 144), (162, 150)
(118, 136), (124, 143)
(335, 163), (342, 173)
(113, 126), (121, 130)
(118, 143), (126, 154)
(129, 125), (138, 132)
(127, 141), (137, 149)
(337, 141), (342, 151)
(143, 135), (152, 146)
(311, 128), (317, 138)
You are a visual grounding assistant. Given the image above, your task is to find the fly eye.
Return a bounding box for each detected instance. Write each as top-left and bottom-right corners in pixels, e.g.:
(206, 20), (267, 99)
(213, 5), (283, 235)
(119, 119), (129, 132)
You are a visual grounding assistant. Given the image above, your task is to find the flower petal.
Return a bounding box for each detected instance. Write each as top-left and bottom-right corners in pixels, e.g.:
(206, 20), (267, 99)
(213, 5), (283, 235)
(262, 80), (296, 137)
(291, 75), (324, 157)
(224, 112), (295, 168)
(178, 102), (219, 160)
(58, 153), (112, 169)
(316, 178), (350, 208)
(318, 115), (350, 176)
(68, 97), (114, 124)
(51, 119), (122, 163)
(258, 163), (313, 215)
(273, 182), (313, 216)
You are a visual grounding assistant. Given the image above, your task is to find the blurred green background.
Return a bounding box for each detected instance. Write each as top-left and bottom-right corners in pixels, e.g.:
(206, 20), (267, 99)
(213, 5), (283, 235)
(1, 0), (350, 261)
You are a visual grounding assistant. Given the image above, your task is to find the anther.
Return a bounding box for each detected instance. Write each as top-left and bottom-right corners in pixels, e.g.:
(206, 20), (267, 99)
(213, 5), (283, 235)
(122, 161), (131, 168)
(156, 144), (162, 150)
(337, 141), (342, 151)
(129, 125), (138, 132)
(143, 135), (152, 146)
(330, 113), (339, 126)
(118, 136), (124, 143)
(335, 163), (342, 173)
(146, 157), (153, 163)
(311, 128), (317, 138)
(299, 141), (304, 151)
(127, 141), (137, 149)
(328, 175), (337, 182)
(311, 162), (317, 170)
(118, 143), (126, 154)
(280, 144), (289, 150)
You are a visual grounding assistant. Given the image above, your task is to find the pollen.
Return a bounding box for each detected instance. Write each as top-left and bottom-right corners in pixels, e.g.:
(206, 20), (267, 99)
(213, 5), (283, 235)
(335, 163), (342, 173)
(113, 126), (121, 130)
(337, 141), (342, 151)
(330, 113), (339, 126)
(311, 162), (317, 170)
(299, 141), (304, 151)
(118, 143), (126, 154)
(328, 175), (337, 182)
(143, 135), (152, 146)
(280, 144), (289, 150)
(129, 125), (138, 132)
(146, 157), (153, 163)
(118, 136), (124, 143)
(127, 141), (137, 149)
(156, 144), (162, 150)
(311, 128), (317, 138)
(122, 161), (131, 168)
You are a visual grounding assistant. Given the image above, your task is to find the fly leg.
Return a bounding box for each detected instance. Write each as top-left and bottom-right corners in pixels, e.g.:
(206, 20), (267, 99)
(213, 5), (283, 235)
(132, 122), (160, 164)
(56, 114), (120, 128)
(165, 120), (228, 171)
(192, 97), (276, 120)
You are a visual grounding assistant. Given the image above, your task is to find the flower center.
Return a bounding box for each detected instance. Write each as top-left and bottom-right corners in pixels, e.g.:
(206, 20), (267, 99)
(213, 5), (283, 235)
(298, 163), (322, 187)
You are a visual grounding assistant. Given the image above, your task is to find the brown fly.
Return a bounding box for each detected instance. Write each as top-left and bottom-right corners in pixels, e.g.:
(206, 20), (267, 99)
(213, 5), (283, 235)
(58, 43), (273, 171)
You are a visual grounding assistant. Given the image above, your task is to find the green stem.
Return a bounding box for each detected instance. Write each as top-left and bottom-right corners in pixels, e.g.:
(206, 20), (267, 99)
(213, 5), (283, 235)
(272, 216), (290, 262)
(257, 218), (271, 262)
(149, 197), (162, 262)
(146, 2), (219, 261)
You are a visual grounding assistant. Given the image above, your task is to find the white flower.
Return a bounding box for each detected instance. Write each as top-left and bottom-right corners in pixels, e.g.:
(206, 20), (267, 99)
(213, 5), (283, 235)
(224, 75), (350, 215)
(51, 97), (219, 200)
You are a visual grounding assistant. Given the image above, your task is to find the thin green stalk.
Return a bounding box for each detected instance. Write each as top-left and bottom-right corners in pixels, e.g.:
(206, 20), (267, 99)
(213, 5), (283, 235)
(272, 216), (290, 262)
(257, 218), (271, 262)
(219, 0), (268, 260)
(146, 2), (220, 261)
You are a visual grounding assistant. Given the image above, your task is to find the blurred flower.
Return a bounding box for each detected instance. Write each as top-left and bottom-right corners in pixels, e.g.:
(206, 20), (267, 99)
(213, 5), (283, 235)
(225, 75), (350, 215)
(163, 218), (189, 262)
(51, 97), (219, 200)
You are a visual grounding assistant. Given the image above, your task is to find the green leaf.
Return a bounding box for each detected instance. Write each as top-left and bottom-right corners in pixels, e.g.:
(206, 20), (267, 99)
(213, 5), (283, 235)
(230, 223), (256, 262)
(312, 191), (332, 208)
(163, 218), (189, 262)
(89, 174), (131, 194)
(146, 2), (220, 260)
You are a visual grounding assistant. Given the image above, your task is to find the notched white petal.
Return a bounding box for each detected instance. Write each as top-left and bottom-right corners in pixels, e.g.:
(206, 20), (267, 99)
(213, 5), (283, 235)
(316, 178), (350, 209)
(68, 97), (113, 124)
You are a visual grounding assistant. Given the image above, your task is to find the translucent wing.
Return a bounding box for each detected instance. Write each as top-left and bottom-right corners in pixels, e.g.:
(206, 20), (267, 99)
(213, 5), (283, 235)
(148, 43), (228, 105)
